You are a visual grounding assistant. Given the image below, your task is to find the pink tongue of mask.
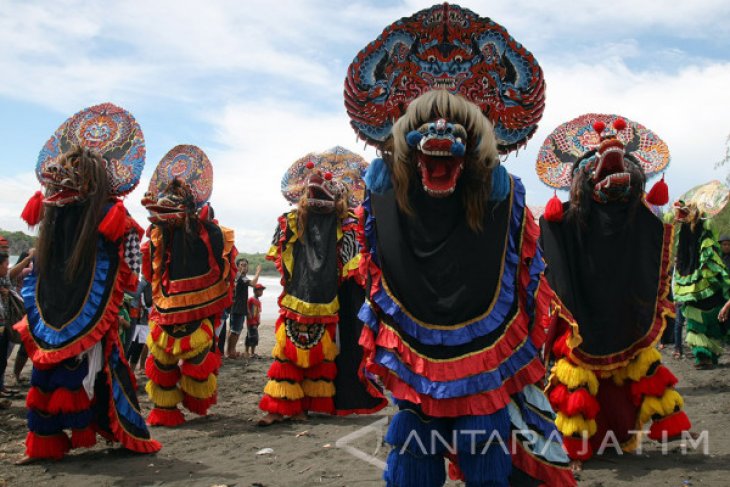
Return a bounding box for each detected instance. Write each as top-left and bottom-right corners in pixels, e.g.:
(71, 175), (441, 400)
(430, 160), (448, 179)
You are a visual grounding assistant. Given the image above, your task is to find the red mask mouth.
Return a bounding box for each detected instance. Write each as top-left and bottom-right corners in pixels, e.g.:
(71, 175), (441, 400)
(417, 153), (464, 197)
(591, 138), (631, 202)
(43, 188), (81, 206)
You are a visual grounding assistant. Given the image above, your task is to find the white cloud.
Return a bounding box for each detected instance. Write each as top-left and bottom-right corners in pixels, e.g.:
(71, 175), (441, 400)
(2, 0), (730, 247)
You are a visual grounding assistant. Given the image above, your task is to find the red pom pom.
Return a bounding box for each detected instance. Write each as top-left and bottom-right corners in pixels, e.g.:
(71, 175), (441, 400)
(592, 120), (606, 134)
(98, 200), (127, 241)
(305, 161), (315, 169)
(21, 191), (44, 226)
(613, 117), (627, 131)
(324, 172), (333, 181)
(544, 192), (564, 222)
(646, 174), (669, 206)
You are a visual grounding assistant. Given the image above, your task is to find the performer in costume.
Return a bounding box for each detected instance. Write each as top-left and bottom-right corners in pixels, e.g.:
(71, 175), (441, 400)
(672, 199), (730, 369)
(258, 146), (386, 426)
(141, 145), (236, 426)
(15, 103), (161, 462)
(536, 114), (691, 465)
(345, 5), (575, 485)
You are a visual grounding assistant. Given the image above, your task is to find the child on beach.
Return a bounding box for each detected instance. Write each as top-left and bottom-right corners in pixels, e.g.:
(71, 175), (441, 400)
(245, 284), (264, 358)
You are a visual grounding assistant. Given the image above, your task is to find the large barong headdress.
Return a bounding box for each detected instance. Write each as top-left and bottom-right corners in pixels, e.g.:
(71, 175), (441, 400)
(536, 113), (670, 190)
(143, 145), (213, 224)
(281, 146), (368, 208)
(36, 102), (145, 197)
(344, 3), (545, 154)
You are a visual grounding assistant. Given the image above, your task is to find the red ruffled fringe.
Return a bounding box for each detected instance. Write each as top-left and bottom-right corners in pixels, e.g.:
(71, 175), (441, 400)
(27, 387), (92, 415)
(181, 351), (220, 380)
(364, 349), (545, 417)
(145, 357), (181, 388)
(25, 431), (71, 460)
(648, 410), (691, 441)
(561, 435), (594, 462)
(259, 394), (302, 416)
(630, 365), (677, 406)
(304, 361), (337, 381)
(71, 426), (97, 449)
(183, 392), (217, 415)
(548, 384), (599, 420)
(147, 407), (185, 427)
(303, 396), (334, 414)
(511, 437), (577, 486)
(267, 360), (305, 382)
(279, 307), (339, 325)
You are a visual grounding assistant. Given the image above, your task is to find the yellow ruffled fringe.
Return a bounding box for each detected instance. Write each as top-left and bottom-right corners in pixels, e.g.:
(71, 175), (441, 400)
(264, 379), (304, 400)
(639, 389), (683, 425)
(146, 381), (183, 408)
(180, 374), (217, 399)
(608, 348), (661, 385)
(555, 412), (597, 437)
(552, 358), (599, 395)
(302, 379), (335, 398)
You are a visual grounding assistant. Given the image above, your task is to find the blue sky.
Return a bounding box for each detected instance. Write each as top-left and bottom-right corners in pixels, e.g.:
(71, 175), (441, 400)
(2, 0), (730, 251)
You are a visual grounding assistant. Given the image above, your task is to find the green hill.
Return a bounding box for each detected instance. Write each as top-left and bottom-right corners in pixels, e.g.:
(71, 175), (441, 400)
(0, 228), (36, 255)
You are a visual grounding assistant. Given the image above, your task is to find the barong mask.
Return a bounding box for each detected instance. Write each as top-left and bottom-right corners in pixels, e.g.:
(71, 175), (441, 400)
(572, 118), (645, 204)
(41, 147), (103, 206)
(537, 113), (671, 222)
(405, 118), (467, 197)
(143, 145), (213, 227)
(281, 146), (368, 211)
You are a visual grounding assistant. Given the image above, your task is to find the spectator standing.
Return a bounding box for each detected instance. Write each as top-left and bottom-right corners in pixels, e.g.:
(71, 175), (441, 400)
(227, 259), (261, 358)
(245, 284), (265, 358)
(720, 235), (730, 270)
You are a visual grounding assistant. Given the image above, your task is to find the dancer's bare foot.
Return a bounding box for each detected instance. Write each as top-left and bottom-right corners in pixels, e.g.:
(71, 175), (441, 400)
(15, 455), (38, 466)
(257, 413), (284, 427)
(290, 412), (309, 422)
(570, 460), (582, 472)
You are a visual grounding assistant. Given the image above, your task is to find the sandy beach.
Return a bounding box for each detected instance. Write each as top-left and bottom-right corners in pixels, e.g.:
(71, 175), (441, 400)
(1, 325), (729, 487)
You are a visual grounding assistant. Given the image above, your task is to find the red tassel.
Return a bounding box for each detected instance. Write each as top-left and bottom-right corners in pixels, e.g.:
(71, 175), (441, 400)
(181, 351), (220, 380)
(646, 174), (669, 206)
(267, 360), (305, 382)
(21, 191), (44, 226)
(71, 426), (97, 449)
(99, 200), (128, 241)
(648, 410), (691, 441)
(25, 431), (71, 460)
(182, 392), (217, 415)
(199, 204), (210, 222)
(548, 383), (570, 410)
(564, 388), (600, 419)
(447, 454), (465, 481)
(592, 120), (606, 135)
(630, 365), (678, 405)
(259, 394), (303, 416)
(147, 407), (186, 427)
(544, 192), (564, 222)
(145, 357), (181, 388)
(562, 435), (593, 461)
